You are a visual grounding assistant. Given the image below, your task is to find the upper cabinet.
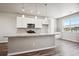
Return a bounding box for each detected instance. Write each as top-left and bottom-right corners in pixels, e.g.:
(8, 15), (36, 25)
(35, 19), (42, 28)
(16, 17), (27, 28)
(16, 17), (49, 28)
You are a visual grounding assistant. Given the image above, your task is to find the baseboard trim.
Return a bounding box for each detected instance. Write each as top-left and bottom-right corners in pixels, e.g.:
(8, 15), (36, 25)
(60, 38), (79, 43)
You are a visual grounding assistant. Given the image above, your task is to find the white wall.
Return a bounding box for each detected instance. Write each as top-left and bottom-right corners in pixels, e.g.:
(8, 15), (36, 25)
(41, 25), (48, 33)
(62, 32), (79, 42)
(0, 12), (17, 35)
(0, 12), (17, 41)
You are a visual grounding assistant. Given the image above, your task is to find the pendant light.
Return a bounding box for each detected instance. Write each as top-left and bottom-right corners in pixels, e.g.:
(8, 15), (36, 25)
(35, 4), (37, 20)
(22, 3), (25, 18)
(45, 4), (47, 20)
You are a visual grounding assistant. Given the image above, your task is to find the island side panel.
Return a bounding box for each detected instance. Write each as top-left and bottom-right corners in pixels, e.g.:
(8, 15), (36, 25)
(8, 35), (55, 54)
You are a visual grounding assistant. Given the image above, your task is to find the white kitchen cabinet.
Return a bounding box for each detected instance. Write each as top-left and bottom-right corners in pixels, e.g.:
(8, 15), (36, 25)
(42, 19), (49, 24)
(48, 18), (56, 33)
(16, 17), (27, 28)
(35, 19), (42, 28)
(16, 17), (44, 28)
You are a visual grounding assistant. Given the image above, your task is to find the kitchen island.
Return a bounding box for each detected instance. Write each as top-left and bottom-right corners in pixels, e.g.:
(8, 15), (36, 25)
(5, 33), (56, 56)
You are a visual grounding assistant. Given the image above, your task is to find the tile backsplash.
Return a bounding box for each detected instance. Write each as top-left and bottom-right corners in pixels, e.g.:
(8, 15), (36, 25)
(17, 25), (48, 33)
(17, 28), (41, 33)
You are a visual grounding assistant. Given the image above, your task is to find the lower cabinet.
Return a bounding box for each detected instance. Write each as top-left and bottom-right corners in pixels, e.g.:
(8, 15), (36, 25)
(0, 43), (8, 56)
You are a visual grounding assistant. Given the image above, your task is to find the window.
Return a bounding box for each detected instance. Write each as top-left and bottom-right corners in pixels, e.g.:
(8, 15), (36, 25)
(64, 19), (70, 26)
(71, 17), (79, 25)
(64, 16), (79, 32)
(64, 19), (71, 32)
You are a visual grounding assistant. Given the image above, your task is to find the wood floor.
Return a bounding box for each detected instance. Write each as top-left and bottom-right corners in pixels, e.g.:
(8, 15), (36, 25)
(13, 39), (79, 56)
(54, 39), (79, 56)
(14, 48), (56, 56)
(1, 39), (79, 56)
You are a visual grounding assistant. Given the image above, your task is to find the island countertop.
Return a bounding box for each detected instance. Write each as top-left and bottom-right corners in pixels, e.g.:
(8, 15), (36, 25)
(4, 33), (58, 38)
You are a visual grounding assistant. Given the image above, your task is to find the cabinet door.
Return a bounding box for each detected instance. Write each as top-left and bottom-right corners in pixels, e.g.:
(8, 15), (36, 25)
(16, 17), (43, 28)
(16, 18), (23, 28)
(24, 18), (34, 24)
(42, 19), (48, 24)
(21, 19), (27, 28)
(16, 17), (27, 28)
(35, 20), (42, 28)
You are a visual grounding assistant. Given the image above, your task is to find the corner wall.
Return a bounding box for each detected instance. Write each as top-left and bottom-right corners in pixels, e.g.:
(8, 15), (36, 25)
(0, 12), (17, 35)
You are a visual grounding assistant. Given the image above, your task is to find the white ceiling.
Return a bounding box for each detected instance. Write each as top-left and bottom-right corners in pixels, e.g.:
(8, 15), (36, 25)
(0, 3), (79, 18)
(0, 3), (47, 16)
